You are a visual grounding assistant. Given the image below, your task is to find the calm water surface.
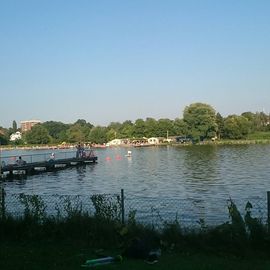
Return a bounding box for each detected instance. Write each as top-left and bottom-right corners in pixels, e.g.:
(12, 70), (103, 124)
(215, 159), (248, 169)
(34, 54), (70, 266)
(2, 144), (270, 224)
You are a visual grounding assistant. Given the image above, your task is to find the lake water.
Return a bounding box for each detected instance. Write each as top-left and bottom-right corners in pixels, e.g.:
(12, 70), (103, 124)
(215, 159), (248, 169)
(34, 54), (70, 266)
(1, 144), (270, 225)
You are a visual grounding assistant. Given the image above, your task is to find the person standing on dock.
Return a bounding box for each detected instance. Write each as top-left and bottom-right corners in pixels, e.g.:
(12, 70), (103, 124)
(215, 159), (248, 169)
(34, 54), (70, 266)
(76, 143), (82, 158)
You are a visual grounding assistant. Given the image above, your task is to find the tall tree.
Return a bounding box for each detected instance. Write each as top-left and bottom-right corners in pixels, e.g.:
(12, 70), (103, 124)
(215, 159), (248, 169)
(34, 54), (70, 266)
(12, 120), (17, 132)
(216, 112), (224, 139)
(223, 115), (251, 139)
(156, 118), (174, 137)
(42, 121), (69, 142)
(144, 118), (158, 137)
(133, 119), (146, 138)
(88, 126), (107, 144)
(66, 124), (86, 143)
(183, 103), (217, 141)
(173, 118), (188, 136)
(25, 125), (51, 144)
(119, 120), (134, 138)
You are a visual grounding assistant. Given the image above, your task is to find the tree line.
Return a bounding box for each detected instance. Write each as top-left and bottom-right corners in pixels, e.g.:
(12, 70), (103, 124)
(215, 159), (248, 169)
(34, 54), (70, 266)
(0, 103), (269, 145)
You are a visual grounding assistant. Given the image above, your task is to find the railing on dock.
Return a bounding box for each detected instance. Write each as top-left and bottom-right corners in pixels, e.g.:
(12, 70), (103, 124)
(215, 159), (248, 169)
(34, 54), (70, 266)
(1, 149), (96, 166)
(1, 150), (74, 165)
(0, 149), (97, 177)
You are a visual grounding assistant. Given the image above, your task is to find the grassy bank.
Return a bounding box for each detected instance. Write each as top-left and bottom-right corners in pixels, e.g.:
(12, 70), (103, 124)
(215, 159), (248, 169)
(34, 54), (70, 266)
(1, 198), (270, 269)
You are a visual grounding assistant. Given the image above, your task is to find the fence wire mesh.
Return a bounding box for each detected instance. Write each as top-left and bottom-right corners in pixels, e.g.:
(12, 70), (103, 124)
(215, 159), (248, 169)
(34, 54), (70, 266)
(124, 194), (268, 228)
(0, 189), (268, 228)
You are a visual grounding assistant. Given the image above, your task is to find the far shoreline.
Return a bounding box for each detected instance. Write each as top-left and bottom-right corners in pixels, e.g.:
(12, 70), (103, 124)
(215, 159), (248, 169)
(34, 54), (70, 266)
(1, 139), (270, 152)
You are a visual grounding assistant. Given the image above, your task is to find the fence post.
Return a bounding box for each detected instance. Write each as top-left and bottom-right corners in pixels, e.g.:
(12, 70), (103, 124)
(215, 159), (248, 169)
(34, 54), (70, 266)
(267, 191), (270, 232)
(1, 187), (5, 220)
(121, 189), (125, 225)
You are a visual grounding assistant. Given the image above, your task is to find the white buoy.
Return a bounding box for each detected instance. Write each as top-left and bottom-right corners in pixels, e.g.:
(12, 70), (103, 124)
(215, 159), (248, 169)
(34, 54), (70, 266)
(125, 150), (132, 157)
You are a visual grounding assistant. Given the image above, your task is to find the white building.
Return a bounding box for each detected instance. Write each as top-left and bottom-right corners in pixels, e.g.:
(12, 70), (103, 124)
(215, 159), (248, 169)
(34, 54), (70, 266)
(10, 131), (22, 141)
(147, 137), (160, 145)
(106, 139), (123, 146)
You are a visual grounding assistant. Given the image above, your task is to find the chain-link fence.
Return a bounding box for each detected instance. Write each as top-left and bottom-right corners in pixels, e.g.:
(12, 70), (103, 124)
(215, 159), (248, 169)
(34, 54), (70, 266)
(124, 194), (267, 228)
(0, 188), (268, 228)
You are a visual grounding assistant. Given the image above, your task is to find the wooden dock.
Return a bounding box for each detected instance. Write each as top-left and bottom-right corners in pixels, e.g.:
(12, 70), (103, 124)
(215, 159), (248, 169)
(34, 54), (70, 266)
(0, 150), (98, 178)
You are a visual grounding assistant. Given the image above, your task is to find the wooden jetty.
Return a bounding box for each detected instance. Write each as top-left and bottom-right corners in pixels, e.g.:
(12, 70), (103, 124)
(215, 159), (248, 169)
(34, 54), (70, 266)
(0, 150), (97, 178)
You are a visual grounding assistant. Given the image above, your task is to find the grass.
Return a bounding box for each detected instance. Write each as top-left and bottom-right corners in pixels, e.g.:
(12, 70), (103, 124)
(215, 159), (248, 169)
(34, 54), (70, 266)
(1, 240), (270, 270)
(247, 131), (270, 140)
(1, 195), (270, 269)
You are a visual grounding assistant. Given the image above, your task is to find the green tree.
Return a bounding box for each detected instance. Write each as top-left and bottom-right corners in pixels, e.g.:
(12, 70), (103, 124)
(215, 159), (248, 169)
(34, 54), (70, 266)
(133, 119), (146, 138)
(183, 103), (217, 141)
(144, 118), (158, 137)
(242, 111), (270, 132)
(0, 132), (8, 145)
(216, 112), (224, 139)
(119, 120), (134, 138)
(73, 119), (93, 140)
(66, 124), (86, 143)
(223, 115), (251, 139)
(106, 128), (117, 141)
(156, 118), (174, 137)
(25, 125), (51, 144)
(88, 126), (107, 144)
(12, 120), (17, 132)
(42, 121), (69, 142)
(173, 118), (188, 136)
(106, 122), (122, 140)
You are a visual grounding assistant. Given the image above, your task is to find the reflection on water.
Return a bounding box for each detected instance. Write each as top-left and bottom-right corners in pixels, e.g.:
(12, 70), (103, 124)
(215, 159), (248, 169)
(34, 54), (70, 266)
(183, 145), (218, 182)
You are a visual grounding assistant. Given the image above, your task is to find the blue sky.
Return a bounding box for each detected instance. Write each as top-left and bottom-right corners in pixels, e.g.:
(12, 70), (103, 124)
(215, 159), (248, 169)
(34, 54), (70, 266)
(1, 0), (269, 128)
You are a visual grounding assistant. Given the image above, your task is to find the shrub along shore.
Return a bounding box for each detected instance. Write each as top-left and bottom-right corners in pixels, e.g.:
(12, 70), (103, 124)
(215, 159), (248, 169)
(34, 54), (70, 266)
(1, 196), (270, 269)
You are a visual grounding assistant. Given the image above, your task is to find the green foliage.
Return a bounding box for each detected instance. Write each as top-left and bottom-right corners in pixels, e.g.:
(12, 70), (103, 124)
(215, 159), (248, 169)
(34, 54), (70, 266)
(216, 112), (224, 139)
(2, 102), (269, 146)
(12, 120), (17, 132)
(247, 131), (270, 140)
(42, 121), (69, 142)
(24, 124), (51, 144)
(0, 133), (8, 145)
(223, 115), (251, 139)
(162, 218), (182, 248)
(1, 193), (270, 259)
(244, 201), (266, 244)
(173, 118), (188, 136)
(66, 124), (86, 142)
(55, 195), (83, 219)
(106, 128), (118, 141)
(242, 112), (270, 132)
(88, 126), (107, 144)
(119, 120), (134, 138)
(156, 118), (174, 137)
(227, 198), (246, 241)
(133, 119), (146, 138)
(183, 103), (217, 141)
(91, 194), (122, 221)
(17, 194), (47, 223)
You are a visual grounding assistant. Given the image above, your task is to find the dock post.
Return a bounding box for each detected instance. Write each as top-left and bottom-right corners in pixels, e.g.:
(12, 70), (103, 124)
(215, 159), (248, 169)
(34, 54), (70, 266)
(121, 189), (125, 225)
